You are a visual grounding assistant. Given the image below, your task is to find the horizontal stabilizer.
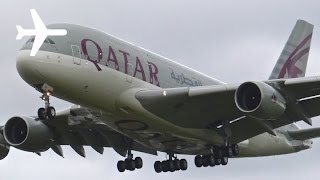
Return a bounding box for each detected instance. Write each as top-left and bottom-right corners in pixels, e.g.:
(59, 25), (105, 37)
(288, 127), (320, 140)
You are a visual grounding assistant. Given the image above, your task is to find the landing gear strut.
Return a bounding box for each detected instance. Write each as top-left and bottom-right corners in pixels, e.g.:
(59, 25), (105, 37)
(117, 149), (143, 172)
(38, 91), (56, 120)
(154, 153), (187, 173)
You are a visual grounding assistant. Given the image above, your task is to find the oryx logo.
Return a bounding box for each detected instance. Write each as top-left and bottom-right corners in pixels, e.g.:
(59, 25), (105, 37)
(16, 9), (67, 56)
(278, 34), (312, 78)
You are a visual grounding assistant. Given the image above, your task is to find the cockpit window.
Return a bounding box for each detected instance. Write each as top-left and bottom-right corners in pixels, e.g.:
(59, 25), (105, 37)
(47, 38), (55, 44)
(27, 37), (35, 43)
(25, 37), (55, 45)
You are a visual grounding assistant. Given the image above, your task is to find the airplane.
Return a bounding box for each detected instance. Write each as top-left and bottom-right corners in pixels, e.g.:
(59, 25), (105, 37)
(16, 9), (67, 56)
(3, 11), (320, 173)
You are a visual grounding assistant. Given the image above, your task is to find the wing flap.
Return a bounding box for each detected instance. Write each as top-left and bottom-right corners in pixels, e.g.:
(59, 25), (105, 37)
(43, 106), (157, 156)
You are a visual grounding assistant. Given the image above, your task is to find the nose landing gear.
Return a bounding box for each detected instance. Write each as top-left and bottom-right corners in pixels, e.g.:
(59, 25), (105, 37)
(37, 91), (56, 120)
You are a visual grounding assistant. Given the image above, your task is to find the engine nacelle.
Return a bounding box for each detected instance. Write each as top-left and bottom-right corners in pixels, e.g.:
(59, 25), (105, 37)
(0, 133), (9, 160)
(235, 81), (286, 120)
(3, 116), (53, 152)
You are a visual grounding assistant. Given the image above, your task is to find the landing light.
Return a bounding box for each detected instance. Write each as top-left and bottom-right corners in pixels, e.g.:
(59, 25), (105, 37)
(163, 91), (167, 96)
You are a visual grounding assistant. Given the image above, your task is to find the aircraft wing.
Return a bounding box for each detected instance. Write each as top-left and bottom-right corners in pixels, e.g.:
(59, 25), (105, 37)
(42, 105), (157, 157)
(135, 76), (320, 144)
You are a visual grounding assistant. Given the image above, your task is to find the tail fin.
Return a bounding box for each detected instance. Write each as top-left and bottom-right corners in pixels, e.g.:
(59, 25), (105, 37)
(269, 20), (313, 80)
(16, 25), (24, 40)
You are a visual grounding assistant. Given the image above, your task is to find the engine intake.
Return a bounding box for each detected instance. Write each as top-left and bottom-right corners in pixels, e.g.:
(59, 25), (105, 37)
(0, 133), (9, 160)
(235, 81), (286, 120)
(3, 116), (53, 152)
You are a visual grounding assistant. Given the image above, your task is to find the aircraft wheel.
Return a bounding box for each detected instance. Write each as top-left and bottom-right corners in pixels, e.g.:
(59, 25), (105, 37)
(174, 159), (181, 170)
(202, 155), (209, 167)
(194, 155), (202, 167)
(221, 157), (228, 166)
(225, 146), (234, 157)
(180, 159), (188, 171)
(168, 160), (175, 172)
(161, 160), (168, 172)
(38, 108), (46, 120)
(125, 159), (136, 171)
(135, 157), (143, 169)
(215, 157), (222, 165)
(154, 161), (162, 173)
(231, 144), (240, 156)
(47, 106), (56, 119)
(208, 154), (215, 167)
(117, 160), (126, 172)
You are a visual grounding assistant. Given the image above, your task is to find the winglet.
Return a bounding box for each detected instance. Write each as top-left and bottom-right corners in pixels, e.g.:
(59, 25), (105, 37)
(16, 25), (24, 40)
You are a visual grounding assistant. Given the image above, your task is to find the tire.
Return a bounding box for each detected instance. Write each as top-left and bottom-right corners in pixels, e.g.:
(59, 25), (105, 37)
(225, 146), (233, 157)
(135, 157), (143, 169)
(202, 156), (209, 167)
(161, 160), (168, 172)
(215, 158), (221, 165)
(208, 155), (215, 167)
(215, 149), (223, 158)
(194, 155), (202, 167)
(38, 108), (46, 120)
(231, 144), (240, 156)
(180, 159), (188, 171)
(125, 159), (135, 171)
(47, 106), (56, 119)
(117, 161), (126, 172)
(221, 157), (228, 166)
(154, 161), (162, 173)
(174, 159), (181, 170)
(169, 160), (175, 172)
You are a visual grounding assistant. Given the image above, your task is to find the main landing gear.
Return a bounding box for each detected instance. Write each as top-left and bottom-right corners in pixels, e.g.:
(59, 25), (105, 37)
(117, 150), (143, 172)
(154, 153), (188, 173)
(194, 144), (239, 168)
(37, 91), (56, 120)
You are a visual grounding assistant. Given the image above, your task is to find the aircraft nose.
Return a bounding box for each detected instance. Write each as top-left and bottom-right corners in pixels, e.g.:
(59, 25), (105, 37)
(16, 50), (44, 85)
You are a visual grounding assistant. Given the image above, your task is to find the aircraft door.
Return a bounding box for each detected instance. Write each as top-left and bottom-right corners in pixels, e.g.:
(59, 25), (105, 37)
(71, 45), (81, 65)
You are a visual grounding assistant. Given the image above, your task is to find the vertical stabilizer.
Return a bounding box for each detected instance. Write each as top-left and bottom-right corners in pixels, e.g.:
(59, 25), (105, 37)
(269, 20), (313, 80)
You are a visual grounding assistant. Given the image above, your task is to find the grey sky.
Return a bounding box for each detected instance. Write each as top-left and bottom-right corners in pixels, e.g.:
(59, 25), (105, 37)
(1, 0), (320, 179)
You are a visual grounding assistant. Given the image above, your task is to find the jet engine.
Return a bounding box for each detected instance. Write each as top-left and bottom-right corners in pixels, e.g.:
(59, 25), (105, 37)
(3, 116), (53, 152)
(235, 81), (286, 120)
(0, 133), (9, 160)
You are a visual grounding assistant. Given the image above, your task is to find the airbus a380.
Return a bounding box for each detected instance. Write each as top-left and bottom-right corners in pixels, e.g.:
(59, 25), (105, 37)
(2, 10), (320, 173)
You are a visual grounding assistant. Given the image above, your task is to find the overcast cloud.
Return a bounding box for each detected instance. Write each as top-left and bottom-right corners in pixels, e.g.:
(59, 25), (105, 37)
(1, 1), (320, 179)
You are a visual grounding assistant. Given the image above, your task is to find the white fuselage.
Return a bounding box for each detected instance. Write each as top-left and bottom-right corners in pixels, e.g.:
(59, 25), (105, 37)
(16, 30), (311, 157)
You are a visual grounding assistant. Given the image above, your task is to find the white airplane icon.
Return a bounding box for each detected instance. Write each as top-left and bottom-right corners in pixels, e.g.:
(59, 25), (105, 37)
(16, 9), (67, 56)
